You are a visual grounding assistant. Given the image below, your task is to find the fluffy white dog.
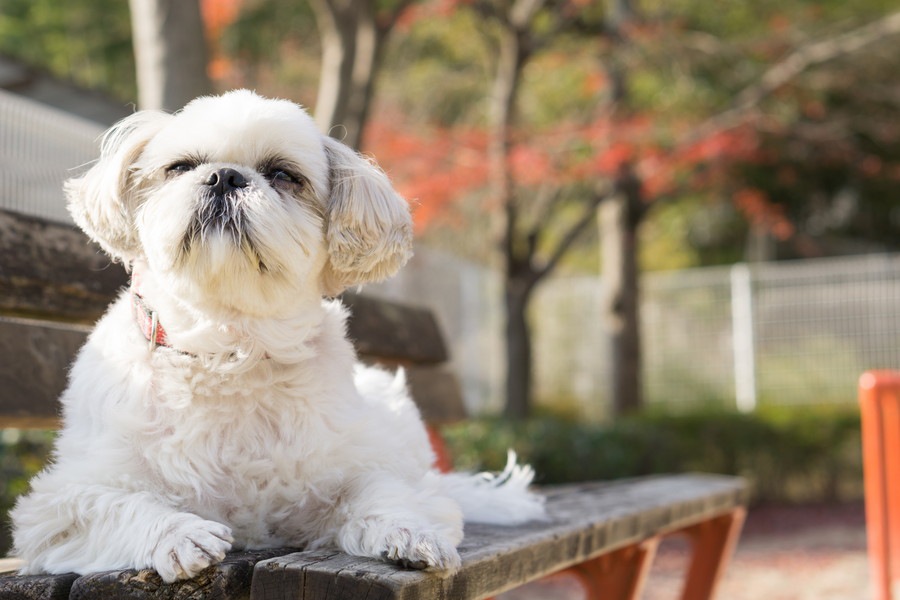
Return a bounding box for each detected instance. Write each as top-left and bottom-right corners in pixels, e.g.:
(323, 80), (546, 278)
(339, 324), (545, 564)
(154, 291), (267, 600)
(11, 90), (544, 582)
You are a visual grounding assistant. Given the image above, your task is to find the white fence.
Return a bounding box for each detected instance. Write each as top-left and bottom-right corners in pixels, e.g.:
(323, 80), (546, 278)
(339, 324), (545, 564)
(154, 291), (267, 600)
(370, 250), (900, 417)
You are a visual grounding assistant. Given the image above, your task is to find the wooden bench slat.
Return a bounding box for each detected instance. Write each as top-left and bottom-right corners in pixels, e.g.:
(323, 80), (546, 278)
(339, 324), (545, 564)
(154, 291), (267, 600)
(0, 209), (126, 323)
(343, 293), (448, 365)
(66, 548), (296, 600)
(404, 365), (467, 424)
(250, 474), (747, 600)
(0, 317), (87, 427)
(0, 571), (79, 600)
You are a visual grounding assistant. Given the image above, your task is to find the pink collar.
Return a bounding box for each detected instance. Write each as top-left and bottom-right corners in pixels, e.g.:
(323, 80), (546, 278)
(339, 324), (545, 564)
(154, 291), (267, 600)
(130, 270), (171, 351)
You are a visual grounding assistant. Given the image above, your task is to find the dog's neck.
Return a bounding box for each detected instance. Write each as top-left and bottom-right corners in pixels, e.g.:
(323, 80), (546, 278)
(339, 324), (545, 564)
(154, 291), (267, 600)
(128, 262), (330, 362)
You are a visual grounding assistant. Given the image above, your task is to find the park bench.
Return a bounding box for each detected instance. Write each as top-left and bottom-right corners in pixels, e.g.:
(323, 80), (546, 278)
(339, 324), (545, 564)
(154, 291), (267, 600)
(0, 206), (747, 599)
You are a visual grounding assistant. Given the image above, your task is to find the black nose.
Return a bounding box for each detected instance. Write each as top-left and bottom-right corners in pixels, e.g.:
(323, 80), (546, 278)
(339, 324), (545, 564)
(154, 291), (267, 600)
(205, 168), (247, 195)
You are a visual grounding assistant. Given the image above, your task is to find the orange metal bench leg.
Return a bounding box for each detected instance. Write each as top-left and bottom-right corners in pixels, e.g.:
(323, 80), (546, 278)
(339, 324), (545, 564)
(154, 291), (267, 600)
(568, 539), (660, 600)
(860, 370), (900, 600)
(426, 424), (455, 473)
(679, 507), (746, 600)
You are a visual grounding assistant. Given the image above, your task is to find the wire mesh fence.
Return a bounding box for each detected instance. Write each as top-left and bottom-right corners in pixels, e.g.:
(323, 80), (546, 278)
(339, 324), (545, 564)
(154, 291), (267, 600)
(371, 251), (900, 417)
(0, 88), (102, 223)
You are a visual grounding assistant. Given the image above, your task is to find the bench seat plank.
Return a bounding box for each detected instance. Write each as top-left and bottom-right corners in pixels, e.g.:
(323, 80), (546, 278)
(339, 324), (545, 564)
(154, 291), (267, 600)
(250, 473), (747, 600)
(0, 572), (79, 600)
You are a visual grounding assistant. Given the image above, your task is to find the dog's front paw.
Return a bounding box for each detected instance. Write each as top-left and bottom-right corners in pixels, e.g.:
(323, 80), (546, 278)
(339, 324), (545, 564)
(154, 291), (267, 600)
(378, 528), (462, 572)
(152, 517), (234, 582)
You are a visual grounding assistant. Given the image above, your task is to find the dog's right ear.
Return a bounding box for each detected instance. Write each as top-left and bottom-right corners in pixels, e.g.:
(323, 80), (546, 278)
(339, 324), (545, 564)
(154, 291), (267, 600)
(66, 110), (170, 263)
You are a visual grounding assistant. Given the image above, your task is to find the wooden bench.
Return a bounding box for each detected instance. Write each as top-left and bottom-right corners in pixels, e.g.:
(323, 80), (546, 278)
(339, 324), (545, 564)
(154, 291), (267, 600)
(860, 370), (900, 600)
(0, 207), (748, 600)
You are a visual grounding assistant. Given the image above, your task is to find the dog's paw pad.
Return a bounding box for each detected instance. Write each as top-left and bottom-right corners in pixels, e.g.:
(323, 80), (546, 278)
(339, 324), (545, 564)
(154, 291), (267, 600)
(153, 518), (234, 582)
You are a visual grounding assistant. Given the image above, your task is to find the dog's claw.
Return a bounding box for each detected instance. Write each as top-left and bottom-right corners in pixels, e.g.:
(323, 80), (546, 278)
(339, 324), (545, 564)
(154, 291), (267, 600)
(152, 517), (233, 582)
(382, 551), (429, 570)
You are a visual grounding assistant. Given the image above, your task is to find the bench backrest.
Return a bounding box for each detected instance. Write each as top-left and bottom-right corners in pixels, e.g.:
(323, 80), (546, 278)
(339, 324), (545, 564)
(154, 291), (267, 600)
(0, 208), (466, 429)
(860, 370), (900, 600)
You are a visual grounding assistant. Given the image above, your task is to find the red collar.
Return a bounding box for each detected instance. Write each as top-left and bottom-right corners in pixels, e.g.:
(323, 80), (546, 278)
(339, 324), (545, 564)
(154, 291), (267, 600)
(131, 270), (171, 351)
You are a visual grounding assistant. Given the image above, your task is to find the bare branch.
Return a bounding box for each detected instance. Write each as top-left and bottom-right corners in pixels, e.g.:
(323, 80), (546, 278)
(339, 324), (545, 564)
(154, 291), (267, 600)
(691, 10), (900, 141)
(532, 186), (611, 285)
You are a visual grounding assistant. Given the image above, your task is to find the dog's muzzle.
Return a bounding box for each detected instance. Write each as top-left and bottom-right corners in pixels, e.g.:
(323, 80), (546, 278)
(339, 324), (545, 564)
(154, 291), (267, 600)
(186, 168), (252, 243)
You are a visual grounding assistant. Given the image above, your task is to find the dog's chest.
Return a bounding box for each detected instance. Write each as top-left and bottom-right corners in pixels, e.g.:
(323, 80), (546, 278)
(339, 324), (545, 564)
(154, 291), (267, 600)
(141, 359), (346, 524)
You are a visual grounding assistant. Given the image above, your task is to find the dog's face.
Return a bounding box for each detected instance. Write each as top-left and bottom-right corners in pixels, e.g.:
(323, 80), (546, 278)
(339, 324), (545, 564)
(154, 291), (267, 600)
(66, 90), (412, 316)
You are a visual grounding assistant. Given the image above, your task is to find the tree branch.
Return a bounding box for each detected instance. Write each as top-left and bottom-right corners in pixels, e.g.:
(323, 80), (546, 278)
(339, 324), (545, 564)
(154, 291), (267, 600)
(691, 10), (900, 141)
(532, 186), (611, 285)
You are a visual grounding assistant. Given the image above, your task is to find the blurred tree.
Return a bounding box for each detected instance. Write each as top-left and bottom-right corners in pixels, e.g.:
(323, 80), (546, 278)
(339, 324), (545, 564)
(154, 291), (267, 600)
(128, 0), (212, 110)
(308, 0), (415, 148)
(369, 1), (900, 419)
(0, 0), (135, 100)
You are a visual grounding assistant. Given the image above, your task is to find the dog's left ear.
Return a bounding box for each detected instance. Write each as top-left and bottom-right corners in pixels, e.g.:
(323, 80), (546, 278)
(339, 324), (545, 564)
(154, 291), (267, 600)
(320, 136), (413, 296)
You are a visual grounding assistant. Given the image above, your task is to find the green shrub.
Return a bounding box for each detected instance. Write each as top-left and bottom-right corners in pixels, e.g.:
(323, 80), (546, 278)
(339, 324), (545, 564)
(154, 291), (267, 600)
(441, 406), (863, 505)
(0, 429), (55, 556)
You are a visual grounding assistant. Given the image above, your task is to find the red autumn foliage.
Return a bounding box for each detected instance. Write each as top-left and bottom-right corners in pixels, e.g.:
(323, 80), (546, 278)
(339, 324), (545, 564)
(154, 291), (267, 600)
(200, 0), (241, 80)
(368, 104), (785, 237)
(733, 187), (795, 240)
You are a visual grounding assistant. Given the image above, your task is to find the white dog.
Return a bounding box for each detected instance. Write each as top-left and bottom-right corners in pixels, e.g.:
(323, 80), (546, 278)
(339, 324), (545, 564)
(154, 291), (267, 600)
(10, 90), (544, 582)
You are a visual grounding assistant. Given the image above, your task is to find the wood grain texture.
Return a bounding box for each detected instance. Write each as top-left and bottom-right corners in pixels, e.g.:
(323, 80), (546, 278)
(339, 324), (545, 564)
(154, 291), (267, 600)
(0, 209), (126, 323)
(249, 474), (747, 600)
(68, 549), (296, 600)
(0, 571), (79, 600)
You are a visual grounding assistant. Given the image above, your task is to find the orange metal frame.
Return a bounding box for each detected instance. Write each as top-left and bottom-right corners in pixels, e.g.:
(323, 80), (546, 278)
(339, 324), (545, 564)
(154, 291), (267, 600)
(427, 425), (745, 600)
(563, 508), (745, 600)
(860, 370), (900, 600)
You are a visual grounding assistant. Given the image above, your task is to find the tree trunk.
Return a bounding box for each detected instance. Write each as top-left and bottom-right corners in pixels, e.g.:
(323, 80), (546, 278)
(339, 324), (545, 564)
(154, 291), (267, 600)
(599, 167), (644, 416)
(309, 0), (385, 150)
(490, 24), (534, 419)
(503, 279), (533, 420)
(128, 0), (211, 111)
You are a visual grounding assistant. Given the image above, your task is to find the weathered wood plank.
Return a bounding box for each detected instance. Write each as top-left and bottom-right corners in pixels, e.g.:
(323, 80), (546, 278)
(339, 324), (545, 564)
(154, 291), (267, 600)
(250, 474), (747, 600)
(68, 549), (296, 600)
(343, 293), (448, 365)
(404, 365), (467, 424)
(0, 571), (78, 600)
(0, 209), (127, 323)
(0, 317), (87, 427)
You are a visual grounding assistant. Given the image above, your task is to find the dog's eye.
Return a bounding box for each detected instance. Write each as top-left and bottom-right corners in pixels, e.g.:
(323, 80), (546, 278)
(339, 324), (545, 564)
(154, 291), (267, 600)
(166, 161), (197, 176)
(267, 169), (304, 188)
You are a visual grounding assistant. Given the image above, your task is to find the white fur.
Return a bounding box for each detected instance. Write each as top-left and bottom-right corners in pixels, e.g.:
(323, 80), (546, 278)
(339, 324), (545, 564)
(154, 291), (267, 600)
(11, 90), (544, 582)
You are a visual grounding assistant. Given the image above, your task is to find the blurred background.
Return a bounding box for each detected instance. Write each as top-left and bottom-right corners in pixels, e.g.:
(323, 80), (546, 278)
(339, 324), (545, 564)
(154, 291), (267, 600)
(1, 0), (899, 596)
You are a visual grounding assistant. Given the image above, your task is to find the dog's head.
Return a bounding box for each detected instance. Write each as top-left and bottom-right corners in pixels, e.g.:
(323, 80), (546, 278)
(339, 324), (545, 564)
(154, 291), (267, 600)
(67, 90), (412, 315)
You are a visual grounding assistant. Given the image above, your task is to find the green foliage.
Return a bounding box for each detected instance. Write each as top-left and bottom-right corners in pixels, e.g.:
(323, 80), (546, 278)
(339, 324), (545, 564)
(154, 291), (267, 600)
(441, 406), (862, 504)
(0, 0), (134, 100)
(381, 10), (493, 126)
(220, 0), (316, 63)
(0, 430), (55, 557)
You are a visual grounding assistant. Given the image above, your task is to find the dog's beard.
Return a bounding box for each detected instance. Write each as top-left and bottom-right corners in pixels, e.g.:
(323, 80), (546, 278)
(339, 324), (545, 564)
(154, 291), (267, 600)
(182, 190), (268, 272)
